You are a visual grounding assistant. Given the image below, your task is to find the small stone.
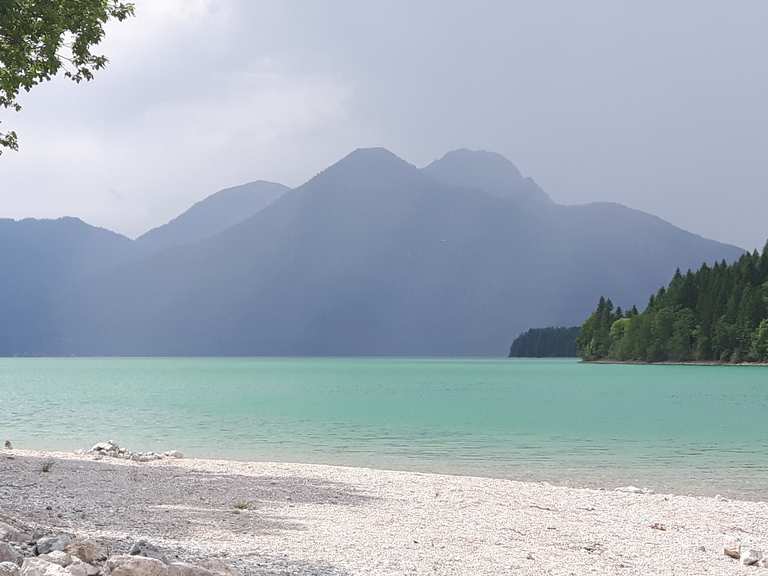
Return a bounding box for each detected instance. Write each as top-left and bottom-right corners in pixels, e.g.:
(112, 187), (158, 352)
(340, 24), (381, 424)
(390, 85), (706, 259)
(760, 556), (768, 568)
(0, 562), (19, 576)
(127, 542), (166, 564)
(64, 542), (106, 565)
(0, 544), (22, 566)
(723, 538), (741, 560)
(167, 563), (213, 576)
(742, 548), (763, 566)
(35, 536), (73, 556)
(162, 451), (183, 459)
(649, 523), (666, 531)
(104, 555), (168, 576)
(20, 558), (70, 576)
(196, 561), (236, 576)
(0, 523), (29, 544)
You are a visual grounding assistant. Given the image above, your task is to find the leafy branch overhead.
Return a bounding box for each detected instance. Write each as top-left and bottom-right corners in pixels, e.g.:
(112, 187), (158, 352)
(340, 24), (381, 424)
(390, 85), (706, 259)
(0, 0), (134, 153)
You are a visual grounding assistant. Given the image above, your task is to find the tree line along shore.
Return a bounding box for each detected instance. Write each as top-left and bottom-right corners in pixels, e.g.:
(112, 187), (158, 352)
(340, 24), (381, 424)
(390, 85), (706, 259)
(577, 242), (768, 364)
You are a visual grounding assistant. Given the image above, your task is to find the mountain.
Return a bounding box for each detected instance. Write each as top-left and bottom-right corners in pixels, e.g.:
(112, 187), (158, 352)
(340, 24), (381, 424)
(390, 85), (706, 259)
(36, 147), (744, 356)
(137, 180), (288, 251)
(0, 217), (134, 355)
(423, 149), (550, 203)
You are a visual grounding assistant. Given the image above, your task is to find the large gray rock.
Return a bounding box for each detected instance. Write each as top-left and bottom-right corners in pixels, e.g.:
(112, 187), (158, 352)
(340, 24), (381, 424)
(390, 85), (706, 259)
(65, 560), (99, 576)
(20, 558), (70, 576)
(0, 544), (22, 566)
(104, 555), (168, 576)
(0, 562), (20, 576)
(36, 554), (70, 569)
(35, 536), (73, 556)
(127, 542), (166, 564)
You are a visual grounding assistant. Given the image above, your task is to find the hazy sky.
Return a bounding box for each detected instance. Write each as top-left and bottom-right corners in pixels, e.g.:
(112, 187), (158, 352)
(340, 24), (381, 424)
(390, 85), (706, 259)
(2, 0), (766, 249)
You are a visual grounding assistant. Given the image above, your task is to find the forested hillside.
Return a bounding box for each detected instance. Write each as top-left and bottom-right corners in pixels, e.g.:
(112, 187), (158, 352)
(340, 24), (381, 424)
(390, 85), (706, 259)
(509, 327), (580, 357)
(577, 243), (768, 363)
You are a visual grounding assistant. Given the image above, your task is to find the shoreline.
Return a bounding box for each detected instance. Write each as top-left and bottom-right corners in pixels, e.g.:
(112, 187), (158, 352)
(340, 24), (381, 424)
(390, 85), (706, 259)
(2, 449), (766, 575)
(583, 359), (768, 367)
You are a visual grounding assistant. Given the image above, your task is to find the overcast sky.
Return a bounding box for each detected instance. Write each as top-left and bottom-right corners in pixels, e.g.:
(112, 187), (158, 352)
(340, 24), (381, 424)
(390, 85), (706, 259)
(2, 0), (766, 249)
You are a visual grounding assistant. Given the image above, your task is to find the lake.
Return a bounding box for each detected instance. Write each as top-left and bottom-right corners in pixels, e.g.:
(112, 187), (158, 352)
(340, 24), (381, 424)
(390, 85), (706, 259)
(2, 357), (767, 499)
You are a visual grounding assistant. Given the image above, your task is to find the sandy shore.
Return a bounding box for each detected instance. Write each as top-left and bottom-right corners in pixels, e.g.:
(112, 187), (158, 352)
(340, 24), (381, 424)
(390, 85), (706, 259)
(1, 449), (766, 575)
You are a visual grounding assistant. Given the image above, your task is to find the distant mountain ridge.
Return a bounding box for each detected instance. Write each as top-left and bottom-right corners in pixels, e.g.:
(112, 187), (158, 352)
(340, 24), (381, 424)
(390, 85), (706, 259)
(0, 148), (745, 356)
(137, 180), (288, 252)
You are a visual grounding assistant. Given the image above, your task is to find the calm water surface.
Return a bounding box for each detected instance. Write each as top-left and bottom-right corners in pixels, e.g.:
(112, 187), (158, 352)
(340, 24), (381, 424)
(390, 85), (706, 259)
(1, 358), (767, 499)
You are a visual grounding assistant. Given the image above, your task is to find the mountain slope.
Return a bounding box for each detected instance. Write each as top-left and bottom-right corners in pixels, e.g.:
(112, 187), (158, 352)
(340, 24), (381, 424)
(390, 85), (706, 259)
(137, 180), (288, 252)
(46, 148), (744, 356)
(0, 218), (135, 355)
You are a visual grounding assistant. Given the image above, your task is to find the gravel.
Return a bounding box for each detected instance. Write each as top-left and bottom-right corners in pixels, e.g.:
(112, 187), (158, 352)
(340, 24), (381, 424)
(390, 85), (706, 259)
(1, 449), (767, 575)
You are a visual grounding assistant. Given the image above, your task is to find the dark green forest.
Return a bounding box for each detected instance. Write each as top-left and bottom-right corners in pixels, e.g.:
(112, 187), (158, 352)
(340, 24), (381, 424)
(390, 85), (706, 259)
(509, 326), (580, 358)
(577, 242), (768, 363)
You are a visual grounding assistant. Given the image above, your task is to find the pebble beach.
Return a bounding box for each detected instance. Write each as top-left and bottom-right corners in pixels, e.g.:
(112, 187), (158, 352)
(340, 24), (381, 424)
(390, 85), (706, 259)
(2, 448), (768, 575)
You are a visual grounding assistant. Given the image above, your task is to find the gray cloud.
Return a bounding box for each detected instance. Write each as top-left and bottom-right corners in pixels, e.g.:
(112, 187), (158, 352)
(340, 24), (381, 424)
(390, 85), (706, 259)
(2, 0), (766, 249)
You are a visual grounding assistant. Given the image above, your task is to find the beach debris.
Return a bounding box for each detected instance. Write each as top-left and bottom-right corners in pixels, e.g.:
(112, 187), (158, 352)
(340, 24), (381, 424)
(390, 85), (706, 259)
(0, 561), (20, 576)
(741, 548), (763, 566)
(649, 522), (666, 531)
(35, 536), (73, 557)
(614, 486), (653, 495)
(127, 542), (167, 565)
(723, 537), (741, 559)
(87, 442), (182, 463)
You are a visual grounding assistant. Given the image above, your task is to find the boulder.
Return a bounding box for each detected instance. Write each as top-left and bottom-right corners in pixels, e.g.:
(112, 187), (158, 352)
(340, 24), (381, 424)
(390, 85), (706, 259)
(0, 562), (19, 576)
(166, 563), (212, 576)
(65, 541), (107, 565)
(20, 558), (70, 576)
(742, 548), (763, 566)
(723, 538), (741, 560)
(127, 542), (166, 564)
(104, 555), (168, 576)
(65, 560), (99, 576)
(36, 554), (71, 568)
(36, 536), (73, 556)
(0, 544), (22, 566)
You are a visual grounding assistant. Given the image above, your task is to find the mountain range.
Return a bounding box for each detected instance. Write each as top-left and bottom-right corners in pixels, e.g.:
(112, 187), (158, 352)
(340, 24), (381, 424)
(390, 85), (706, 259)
(2, 148), (743, 356)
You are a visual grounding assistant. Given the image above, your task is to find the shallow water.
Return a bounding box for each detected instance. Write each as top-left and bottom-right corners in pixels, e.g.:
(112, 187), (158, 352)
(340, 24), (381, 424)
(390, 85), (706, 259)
(1, 357), (767, 499)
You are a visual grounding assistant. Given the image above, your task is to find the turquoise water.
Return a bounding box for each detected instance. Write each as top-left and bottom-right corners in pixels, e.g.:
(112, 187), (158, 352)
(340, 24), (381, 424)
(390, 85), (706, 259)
(1, 357), (767, 498)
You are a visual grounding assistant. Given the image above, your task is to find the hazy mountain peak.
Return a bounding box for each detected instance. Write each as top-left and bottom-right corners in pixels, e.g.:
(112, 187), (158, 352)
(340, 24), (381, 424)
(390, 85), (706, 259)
(423, 149), (551, 203)
(137, 180), (288, 252)
(307, 147), (425, 192)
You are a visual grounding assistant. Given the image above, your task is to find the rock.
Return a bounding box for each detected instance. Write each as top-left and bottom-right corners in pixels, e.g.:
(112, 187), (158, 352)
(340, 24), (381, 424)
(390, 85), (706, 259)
(196, 561), (236, 576)
(36, 554), (70, 568)
(0, 562), (20, 576)
(166, 563), (212, 576)
(104, 555), (168, 576)
(0, 522), (29, 544)
(760, 556), (768, 568)
(742, 548), (763, 566)
(64, 541), (106, 565)
(36, 536), (73, 556)
(65, 560), (99, 576)
(20, 558), (70, 576)
(614, 486), (652, 494)
(89, 442), (119, 454)
(723, 538), (741, 559)
(0, 544), (22, 566)
(162, 451), (183, 459)
(127, 542), (166, 564)
(3, 441), (11, 450)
